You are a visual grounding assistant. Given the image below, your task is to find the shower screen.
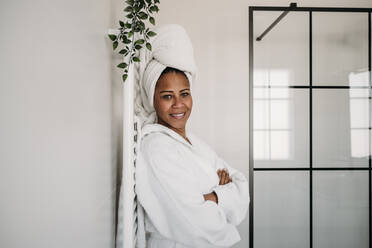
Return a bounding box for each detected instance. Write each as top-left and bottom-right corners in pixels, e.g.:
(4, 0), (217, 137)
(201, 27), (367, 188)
(249, 5), (371, 248)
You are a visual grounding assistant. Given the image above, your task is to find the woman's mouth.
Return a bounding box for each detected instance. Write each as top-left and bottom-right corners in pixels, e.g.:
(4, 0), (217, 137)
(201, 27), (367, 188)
(170, 112), (186, 119)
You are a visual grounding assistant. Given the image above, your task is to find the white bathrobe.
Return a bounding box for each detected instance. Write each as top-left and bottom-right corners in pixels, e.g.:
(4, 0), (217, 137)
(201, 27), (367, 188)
(135, 123), (249, 248)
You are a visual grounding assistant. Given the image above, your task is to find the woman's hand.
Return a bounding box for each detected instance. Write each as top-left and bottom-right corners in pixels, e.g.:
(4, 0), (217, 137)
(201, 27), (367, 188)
(203, 192), (218, 204)
(217, 168), (232, 185)
(202, 169), (232, 204)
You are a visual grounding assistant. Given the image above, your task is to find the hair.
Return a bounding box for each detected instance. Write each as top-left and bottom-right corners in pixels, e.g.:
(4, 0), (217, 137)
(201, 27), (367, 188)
(160, 67), (188, 79)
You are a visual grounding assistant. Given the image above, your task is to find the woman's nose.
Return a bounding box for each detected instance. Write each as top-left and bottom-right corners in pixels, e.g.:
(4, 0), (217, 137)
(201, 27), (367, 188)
(172, 96), (183, 108)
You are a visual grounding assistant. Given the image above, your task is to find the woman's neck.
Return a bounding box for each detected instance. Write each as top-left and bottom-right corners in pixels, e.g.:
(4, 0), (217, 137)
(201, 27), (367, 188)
(156, 121), (190, 144)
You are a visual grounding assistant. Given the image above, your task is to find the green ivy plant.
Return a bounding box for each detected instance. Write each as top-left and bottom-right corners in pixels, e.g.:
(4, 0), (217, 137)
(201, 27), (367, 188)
(108, 0), (160, 82)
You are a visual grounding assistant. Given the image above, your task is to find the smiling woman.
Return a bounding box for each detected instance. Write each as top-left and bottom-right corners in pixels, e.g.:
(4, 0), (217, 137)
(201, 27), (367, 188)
(134, 24), (249, 248)
(153, 67), (192, 143)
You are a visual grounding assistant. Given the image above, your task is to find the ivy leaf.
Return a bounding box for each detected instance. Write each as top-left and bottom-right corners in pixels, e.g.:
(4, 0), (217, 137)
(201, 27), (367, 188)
(146, 42), (152, 51)
(108, 34), (117, 41)
(113, 41), (118, 50)
(145, 0), (151, 4)
(124, 6), (133, 12)
(122, 74), (128, 82)
(128, 31), (134, 38)
(119, 49), (128, 54)
(134, 26), (141, 32)
(149, 17), (155, 25)
(124, 22), (132, 28)
(147, 31), (156, 37)
(138, 11), (148, 20)
(150, 5), (159, 12)
(119, 21), (124, 27)
(134, 5), (141, 12)
(125, 0), (134, 6)
(154, 0), (160, 3)
(123, 38), (131, 44)
(138, 21), (145, 29)
(133, 57), (140, 62)
(117, 62), (128, 69)
(126, 13), (133, 18)
(135, 39), (145, 45)
(135, 44), (142, 50)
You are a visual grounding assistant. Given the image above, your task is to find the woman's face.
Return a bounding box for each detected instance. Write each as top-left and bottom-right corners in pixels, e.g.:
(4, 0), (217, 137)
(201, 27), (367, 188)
(153, 71), (192, 132)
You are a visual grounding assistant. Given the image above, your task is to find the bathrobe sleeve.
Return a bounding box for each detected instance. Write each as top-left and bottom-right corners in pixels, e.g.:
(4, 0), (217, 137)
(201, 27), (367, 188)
(211, 154), (249, 226)
(136, 134), (241, 248)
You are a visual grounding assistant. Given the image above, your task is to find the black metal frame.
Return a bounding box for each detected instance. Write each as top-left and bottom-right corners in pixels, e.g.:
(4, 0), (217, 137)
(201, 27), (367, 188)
(256, 3), (297, 41)
(249, 5), (372, 248)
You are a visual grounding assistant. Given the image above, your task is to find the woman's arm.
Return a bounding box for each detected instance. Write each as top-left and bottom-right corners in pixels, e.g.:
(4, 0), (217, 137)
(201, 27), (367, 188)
(136, 135), (241, 248)
(191, 134), (249, 226)
(212, 157), (249, 226)
(203, 169), (232, 204)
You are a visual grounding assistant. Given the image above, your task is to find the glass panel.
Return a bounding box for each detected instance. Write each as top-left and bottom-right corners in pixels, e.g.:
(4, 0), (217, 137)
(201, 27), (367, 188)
(313, 89), (369, 167)
(253, 88), (309, 168)
(254, 171), (310, 248)
(253, 11), (309, 86)
(313, 12), (369, 86)
(313, 171), (369, 248)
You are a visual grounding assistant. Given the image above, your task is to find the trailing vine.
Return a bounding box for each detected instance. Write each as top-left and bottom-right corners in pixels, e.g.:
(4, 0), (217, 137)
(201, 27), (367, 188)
(108, 0), (160, 82)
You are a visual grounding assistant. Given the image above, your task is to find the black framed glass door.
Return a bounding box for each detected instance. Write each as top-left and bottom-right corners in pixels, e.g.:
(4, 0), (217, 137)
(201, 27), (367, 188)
(249, 5), (371, 248)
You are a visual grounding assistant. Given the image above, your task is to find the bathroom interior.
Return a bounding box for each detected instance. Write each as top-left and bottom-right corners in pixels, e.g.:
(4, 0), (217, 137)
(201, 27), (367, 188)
(0, 0), (371, 248)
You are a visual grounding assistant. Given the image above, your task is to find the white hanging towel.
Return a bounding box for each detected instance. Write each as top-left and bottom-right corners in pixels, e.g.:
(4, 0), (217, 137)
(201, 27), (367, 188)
(135, 123), (249, 248)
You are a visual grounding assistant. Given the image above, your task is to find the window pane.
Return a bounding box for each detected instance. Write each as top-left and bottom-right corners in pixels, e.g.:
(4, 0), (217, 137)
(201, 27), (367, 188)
(254, 11), (309, 86)
(253, 88), (309, 168)
(254, 171), (310, 248)
(313, 89), (369, 167)
(313, 171), (369, 248)
(313, 12), (369, 86)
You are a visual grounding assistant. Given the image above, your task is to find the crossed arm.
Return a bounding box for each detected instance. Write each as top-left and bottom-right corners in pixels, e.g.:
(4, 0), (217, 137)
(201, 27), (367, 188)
(203, 168), (232, 204)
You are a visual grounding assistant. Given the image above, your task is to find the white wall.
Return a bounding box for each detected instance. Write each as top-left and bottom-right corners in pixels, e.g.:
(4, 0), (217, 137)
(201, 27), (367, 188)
(0, 0), (118, 247)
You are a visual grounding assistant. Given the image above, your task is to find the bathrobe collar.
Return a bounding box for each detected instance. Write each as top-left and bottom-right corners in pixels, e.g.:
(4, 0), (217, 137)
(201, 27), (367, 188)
(141, 123), (194, 148)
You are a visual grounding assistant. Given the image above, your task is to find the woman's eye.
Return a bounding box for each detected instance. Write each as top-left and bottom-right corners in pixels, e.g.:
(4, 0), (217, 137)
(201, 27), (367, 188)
(162, 95), (172, 100)
(181, 92), (189, 97)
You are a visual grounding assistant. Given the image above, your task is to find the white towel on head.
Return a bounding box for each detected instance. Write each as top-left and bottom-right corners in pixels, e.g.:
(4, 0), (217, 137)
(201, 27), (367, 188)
(134, 24), (197, 129)
(132, 24), (197, 248)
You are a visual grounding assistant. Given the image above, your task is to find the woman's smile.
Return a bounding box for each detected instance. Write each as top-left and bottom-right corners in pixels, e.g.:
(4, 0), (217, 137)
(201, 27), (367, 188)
(170, 112), (186, 119)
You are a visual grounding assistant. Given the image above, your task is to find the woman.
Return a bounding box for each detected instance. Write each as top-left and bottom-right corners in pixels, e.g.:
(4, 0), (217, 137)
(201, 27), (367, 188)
(135, 25), (249, 248)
